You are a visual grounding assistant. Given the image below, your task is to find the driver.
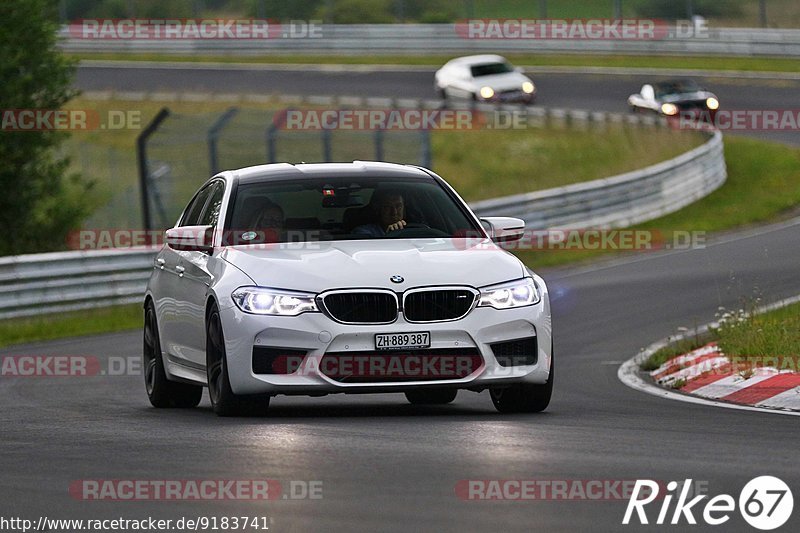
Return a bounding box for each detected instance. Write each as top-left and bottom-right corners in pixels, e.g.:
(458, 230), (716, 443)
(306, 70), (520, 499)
(353, 189), (407, 237)
(250, 199), (285, 242)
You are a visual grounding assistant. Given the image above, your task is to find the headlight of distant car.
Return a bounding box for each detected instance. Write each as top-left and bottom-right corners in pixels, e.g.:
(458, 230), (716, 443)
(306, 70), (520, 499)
(479, 86), (495, 99)
(706, 97), (719, 110)
(478, 278), (540, 309)
(522, 81), (535, 94)
(232, 286), (318, 316)
(661, 103), (679, 116)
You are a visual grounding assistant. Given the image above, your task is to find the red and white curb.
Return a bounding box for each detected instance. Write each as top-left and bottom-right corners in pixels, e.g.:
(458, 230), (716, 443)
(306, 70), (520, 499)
(618, 293), (800, 417)
(649, 342), (800, 411)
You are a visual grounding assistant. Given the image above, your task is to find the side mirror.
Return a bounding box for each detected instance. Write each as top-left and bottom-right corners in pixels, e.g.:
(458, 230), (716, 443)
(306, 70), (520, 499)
(641, 84), (655, 101)
(514, 66), (524, 73)
(165, 225), (214, 253)
(480, 217), (525, 243)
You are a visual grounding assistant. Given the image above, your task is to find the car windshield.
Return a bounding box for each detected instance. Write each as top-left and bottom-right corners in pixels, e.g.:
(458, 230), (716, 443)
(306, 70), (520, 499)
(225, 176), (482, 244)
(470, 62), (514, 77)
(654, 79), (701, 98)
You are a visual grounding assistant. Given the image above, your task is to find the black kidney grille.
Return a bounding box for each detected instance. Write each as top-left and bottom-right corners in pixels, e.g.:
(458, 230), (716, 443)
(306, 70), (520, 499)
(491, 337), (538, 367)
(403, 289), (476, 322)
(322, 292), (397, 323)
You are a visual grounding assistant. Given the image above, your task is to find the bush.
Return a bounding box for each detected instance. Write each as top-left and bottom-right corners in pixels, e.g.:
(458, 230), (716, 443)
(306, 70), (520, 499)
(635, 0), (743, 19)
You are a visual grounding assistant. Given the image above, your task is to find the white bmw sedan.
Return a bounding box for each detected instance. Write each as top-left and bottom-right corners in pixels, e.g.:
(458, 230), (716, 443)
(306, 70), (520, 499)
(143, 161), (552, 416)
(435, 54), (537, 104)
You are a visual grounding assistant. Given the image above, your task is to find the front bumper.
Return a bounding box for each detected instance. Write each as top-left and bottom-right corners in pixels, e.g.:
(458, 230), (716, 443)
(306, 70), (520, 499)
(221, 301), (552, 395)
(483, 90), (536, 104)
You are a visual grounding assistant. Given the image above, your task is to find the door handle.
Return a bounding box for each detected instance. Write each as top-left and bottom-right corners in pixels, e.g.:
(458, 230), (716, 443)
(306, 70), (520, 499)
(156, 258), (166, 269)
(175, 265), (185, 277)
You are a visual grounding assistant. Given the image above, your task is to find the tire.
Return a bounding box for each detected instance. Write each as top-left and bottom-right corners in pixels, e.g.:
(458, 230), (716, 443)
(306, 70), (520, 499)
(405, 388), (458, 405)
(490, 349), (553, 413)
(143, 302), (202, 408)
(206, 304), (270, 417)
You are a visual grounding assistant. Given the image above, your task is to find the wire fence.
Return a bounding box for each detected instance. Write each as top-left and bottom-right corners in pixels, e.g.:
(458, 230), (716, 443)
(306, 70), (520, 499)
(137, 106), (430, 230)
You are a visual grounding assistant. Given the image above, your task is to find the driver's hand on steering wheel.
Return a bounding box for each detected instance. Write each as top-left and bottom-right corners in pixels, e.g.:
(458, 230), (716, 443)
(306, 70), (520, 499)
(386, 219), (407, 232)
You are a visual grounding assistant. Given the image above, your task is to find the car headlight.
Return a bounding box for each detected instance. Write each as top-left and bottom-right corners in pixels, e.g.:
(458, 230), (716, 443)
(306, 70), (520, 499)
(706, 97), (719, 110)
(232, 286), (318, 316)
(479, 86), (495, 99)
(661, 103), (679, 116)
(522, 81), (535, 94)
(478, 278), (540, 310)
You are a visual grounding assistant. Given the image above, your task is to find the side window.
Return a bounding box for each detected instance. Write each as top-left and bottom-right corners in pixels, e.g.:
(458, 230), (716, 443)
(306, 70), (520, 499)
(179, 186), (213, 227)
(198, 181), (226, 228)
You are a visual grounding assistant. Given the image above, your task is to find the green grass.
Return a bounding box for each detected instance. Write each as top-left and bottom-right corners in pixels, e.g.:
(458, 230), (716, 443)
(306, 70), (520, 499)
(716, 302), (800, 361)
(641, 302), (800, 371)
(0, 304), (142, 348)
(70, 52), (800, 74)
(433, 124), (705, 201)
(515, 135), (800, 269)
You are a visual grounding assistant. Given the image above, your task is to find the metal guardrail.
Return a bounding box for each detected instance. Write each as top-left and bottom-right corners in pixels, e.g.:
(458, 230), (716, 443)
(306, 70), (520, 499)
(0, 249), (155, 319)
(0, 111), (725, 320)
(59, 24), (800, 57)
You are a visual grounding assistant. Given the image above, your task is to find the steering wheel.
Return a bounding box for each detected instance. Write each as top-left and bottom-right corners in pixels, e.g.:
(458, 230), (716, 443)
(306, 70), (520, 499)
(386, 223), (448, 238)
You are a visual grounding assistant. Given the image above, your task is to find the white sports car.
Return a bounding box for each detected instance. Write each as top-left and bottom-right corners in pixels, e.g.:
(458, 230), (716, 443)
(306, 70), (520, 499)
(435, 54), (537, 104)
(143, 161), (552, 416)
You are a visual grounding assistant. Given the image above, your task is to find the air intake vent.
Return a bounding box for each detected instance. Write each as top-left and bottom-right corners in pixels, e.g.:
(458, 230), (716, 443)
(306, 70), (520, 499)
(491, 337), (537, 367)
(252, 347), (308, 374)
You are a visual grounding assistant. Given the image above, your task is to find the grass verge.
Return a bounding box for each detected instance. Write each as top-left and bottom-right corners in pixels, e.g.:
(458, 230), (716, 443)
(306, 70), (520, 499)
(0, 304), (142, 349)
(641, 301), (800, 371)
(69, 52), (800, 74)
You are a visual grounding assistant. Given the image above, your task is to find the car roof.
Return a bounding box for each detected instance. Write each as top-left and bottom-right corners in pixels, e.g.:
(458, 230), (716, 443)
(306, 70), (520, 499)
(445, 54), (509, 67)
(230, 161), (434, 184)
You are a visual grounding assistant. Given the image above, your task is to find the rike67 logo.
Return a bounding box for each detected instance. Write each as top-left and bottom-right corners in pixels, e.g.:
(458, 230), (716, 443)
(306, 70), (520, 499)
(623, 476), (793, 530)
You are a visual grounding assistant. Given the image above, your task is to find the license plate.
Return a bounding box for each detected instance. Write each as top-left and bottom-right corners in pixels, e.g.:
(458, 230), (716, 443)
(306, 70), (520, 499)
(375, 332), (430, 350)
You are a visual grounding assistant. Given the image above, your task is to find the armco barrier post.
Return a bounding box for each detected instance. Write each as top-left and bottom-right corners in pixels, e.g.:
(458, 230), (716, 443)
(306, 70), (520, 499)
(137, 107), (171, 232)
(266, 123), (278, 163)
(207, 107), (239, 175)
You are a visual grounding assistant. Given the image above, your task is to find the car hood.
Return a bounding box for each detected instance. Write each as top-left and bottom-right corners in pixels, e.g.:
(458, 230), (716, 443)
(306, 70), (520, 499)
(469, 72), (532, 91)
(218, 238), (526, 293)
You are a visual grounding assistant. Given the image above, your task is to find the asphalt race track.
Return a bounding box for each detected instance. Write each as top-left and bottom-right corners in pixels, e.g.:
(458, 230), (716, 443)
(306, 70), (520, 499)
(1, 64), (798, 532)
(75, 63), (800, 145)
(3, 219), (800, 531)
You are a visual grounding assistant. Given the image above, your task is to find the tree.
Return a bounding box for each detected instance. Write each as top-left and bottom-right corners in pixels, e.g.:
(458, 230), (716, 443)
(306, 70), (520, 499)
(0, 0), (95, 255)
